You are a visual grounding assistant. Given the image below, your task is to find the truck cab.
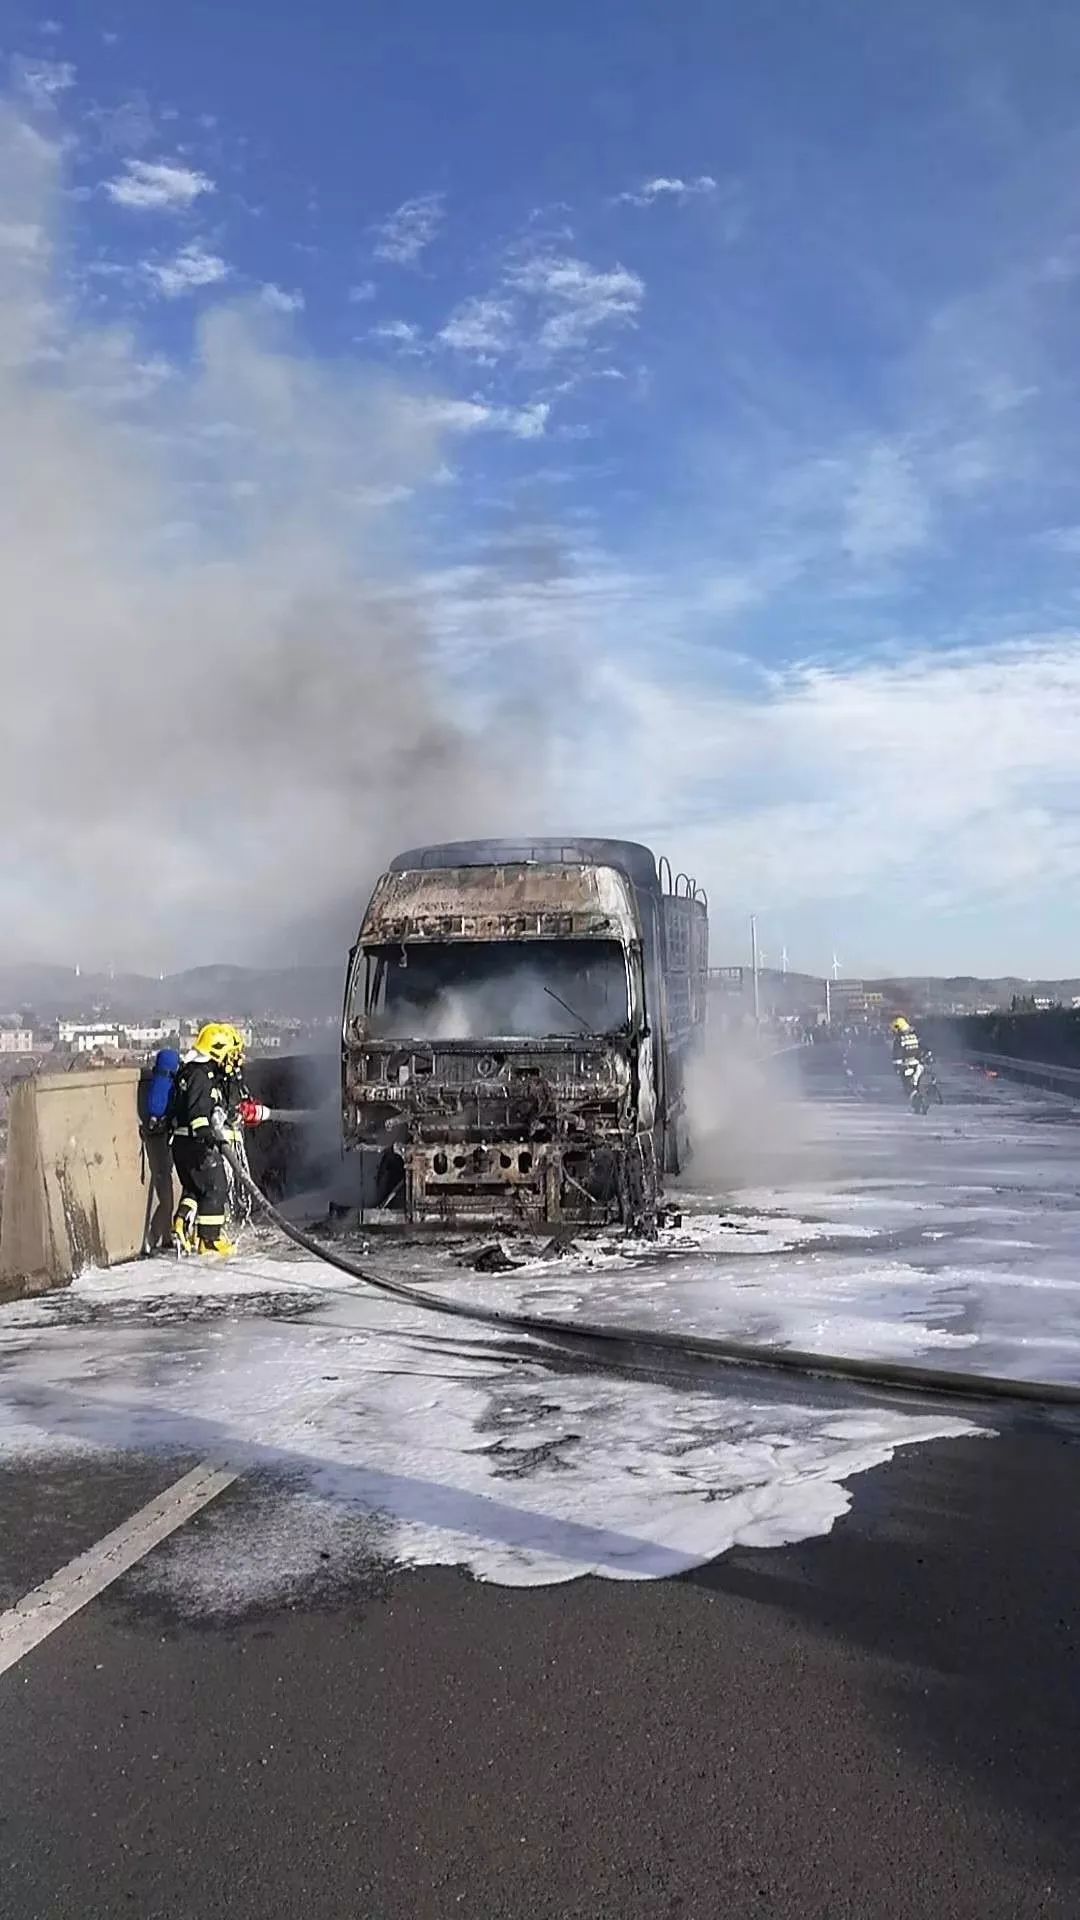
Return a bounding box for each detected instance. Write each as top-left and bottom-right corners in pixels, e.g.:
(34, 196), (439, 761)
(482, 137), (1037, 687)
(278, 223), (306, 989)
(342, 839), (707, 1233)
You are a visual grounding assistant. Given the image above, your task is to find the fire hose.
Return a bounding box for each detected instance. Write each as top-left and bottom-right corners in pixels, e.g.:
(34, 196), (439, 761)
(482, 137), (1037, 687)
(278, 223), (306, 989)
(221, 1143), (1080, 1412)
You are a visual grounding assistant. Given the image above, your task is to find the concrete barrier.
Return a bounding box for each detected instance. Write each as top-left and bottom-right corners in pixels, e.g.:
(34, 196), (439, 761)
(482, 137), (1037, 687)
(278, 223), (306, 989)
(0, 1067), (166, 1300)
(0, 1053), (339, 1302)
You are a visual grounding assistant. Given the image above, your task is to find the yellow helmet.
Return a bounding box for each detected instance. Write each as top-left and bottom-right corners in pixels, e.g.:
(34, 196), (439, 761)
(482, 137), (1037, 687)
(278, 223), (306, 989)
(891, 1017), (910, 1033)
(195, 1022), (244, 1067)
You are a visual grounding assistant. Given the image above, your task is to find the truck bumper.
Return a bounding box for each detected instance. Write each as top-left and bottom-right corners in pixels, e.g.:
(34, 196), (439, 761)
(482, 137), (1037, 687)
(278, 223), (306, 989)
(399, 1139), (622, 1229)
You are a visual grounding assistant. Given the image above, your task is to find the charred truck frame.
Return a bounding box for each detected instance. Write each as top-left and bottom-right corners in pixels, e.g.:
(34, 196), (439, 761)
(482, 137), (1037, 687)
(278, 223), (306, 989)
(342, 839), (708, 1233)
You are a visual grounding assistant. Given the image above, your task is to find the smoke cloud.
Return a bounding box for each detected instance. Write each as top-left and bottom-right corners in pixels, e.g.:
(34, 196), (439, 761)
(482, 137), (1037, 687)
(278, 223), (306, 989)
(683, 1024), (828, 1191)
(364, 945), (628, 1040)
(0, 107), (545, 973)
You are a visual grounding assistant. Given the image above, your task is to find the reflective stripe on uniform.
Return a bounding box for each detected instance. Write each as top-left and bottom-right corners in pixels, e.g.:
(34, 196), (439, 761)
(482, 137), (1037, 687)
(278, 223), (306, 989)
(190, 1115), (211, 1131)
(172, 1126), (190, 1137)
(195, 1213), (227, 1227)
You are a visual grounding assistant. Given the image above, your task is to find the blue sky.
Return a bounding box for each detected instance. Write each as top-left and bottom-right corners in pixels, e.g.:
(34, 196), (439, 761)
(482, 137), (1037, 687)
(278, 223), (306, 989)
(4, 1), (1080, 974)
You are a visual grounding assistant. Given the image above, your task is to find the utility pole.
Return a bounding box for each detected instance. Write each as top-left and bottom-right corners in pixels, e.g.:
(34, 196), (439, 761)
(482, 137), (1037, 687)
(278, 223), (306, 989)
(826, 951), (840, 1027)
(750, 914), (761, 1023)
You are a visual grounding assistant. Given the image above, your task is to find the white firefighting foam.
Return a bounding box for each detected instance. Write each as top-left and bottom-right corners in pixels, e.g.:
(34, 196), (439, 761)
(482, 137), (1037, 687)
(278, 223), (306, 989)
(4, 1066), (1075, 1607)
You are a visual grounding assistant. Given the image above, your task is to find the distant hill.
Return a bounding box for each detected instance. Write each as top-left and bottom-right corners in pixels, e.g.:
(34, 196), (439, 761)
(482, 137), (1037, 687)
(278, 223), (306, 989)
(866, 974), (1080, 1006)
(736, 968), (1080, 1014)
(4, 958), (1078, 1026)
(0, 963), (341, 1022)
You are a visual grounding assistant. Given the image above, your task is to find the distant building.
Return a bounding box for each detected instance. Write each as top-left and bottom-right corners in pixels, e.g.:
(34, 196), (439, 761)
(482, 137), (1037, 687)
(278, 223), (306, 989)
(123, 1021), (180, 1047)
(59, 1020), (116, 1046)
(58, 1022), (123, 1053)
(827, 979), (880, 1025)
(75, 1028), (121, 1053)
(707, 966), (746, 996)
(0, 1028), (33, 1054)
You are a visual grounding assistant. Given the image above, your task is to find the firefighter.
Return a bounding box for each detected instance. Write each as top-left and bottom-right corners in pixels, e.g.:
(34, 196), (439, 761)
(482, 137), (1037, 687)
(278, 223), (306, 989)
(171, 1023), (246, 1256)
(220, 1028), (270, 1230)
(890, 1015), (922, 1072)
(141, 1047), (180, 1254)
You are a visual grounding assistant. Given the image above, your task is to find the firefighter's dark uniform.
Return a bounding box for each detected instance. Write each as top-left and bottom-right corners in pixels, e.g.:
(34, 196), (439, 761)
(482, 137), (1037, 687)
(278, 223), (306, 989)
(171, 1055), (231, 1251)
(222, 1066), (256, 1226)
(892, 1029), (921, 1069)
(223, 1066), (252, 1139)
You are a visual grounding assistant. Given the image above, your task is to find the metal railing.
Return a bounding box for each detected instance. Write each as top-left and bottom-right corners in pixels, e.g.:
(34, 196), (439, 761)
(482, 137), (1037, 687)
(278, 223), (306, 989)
(964, 1049), (1080, 1097)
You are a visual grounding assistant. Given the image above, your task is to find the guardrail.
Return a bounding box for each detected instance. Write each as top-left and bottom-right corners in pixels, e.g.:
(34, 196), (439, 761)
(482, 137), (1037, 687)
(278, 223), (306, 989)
(964, 1049), (1080, 1097)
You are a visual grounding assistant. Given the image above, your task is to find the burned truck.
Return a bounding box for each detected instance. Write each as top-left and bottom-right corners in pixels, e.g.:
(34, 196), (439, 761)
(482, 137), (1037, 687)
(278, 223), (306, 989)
(342, 838), (708, 1233)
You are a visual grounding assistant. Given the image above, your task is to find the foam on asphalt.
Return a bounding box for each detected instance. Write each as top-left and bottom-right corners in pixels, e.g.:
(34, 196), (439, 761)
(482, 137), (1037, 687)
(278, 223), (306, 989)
(2, 1058), (1077, 1608)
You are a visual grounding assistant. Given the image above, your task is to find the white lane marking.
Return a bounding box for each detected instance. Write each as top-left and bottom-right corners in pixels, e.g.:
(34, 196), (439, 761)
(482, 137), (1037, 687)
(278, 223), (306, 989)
(0, 1461), (237, 1678)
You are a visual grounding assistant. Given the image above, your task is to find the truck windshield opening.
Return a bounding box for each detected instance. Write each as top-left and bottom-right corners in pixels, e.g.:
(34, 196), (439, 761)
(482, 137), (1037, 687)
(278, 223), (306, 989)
(360, 939), (630, 1041)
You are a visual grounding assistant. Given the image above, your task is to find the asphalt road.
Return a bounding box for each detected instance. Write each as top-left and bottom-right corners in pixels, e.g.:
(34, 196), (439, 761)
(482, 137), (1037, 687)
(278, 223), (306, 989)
(2, 1410), (1079, 1920)
(3, 1055), (1080, 1918)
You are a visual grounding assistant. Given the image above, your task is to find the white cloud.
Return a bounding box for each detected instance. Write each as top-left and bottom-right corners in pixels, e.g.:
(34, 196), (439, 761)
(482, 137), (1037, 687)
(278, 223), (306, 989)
(348, 482), (415, 508)
(105, 158), (215, 212)
(431, 248), (645, 382)
(259, 282), (305, 313)
(406, 516), (1080, 964)
(348, 280), (376, 303)
(38, 20), (63, 37)
(616, 174), (717, 207)
(841, 442), (931, 566)
(372, 191), (445, 266)
(370, 318), (422, 347)
(12, 56), (75, 107)
(699, 572), (765, 618)
(438, 296), (517, 360)
(508, 253), (644, 360)
(1041, 525), (1080, 555)
(144, 241), (229, 299)
(413, 396), (549, 440)
(568, 636), (1080, 950)
(500, 399), (549, 439)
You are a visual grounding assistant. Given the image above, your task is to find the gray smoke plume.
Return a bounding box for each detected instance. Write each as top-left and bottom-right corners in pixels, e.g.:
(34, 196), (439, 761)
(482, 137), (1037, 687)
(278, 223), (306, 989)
(682, 1022), (829, 1191)
(364, 947), (628, 1040)
(0, 107), (545, 972)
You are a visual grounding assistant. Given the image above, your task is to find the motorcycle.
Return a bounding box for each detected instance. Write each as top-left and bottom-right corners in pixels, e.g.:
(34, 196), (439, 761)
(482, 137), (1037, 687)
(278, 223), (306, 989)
(904, 1056), (943, 1115)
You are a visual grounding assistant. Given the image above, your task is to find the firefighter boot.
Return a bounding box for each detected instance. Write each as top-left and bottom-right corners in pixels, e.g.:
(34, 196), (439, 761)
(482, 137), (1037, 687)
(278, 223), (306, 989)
(198, 1235), (236, 1259)
(173, 1198), (198, 1256)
